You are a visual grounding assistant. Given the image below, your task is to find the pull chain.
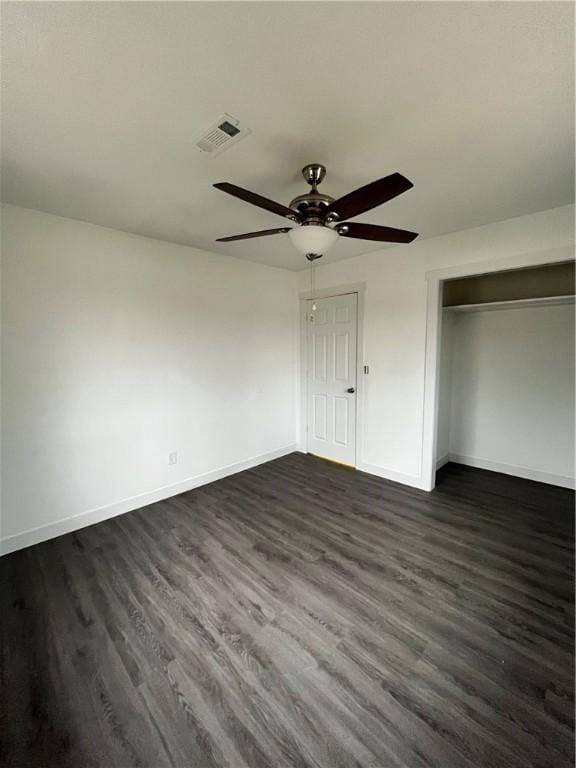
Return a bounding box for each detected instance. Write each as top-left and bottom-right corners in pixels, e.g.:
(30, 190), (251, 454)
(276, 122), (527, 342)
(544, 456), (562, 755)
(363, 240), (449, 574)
(309, 258), (317, 321)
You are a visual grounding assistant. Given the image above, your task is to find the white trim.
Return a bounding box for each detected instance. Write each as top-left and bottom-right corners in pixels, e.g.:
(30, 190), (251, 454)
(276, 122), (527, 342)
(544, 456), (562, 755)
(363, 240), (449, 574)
(436, 454), (450, 471)
(298, 299), (309, 453)
(299, 283), (366, 467)
(421, 277), (443, 490)
(0, 444), (298, 556)
(299, 281), (367, 301)
(425, 246), (574, 283)
(448, 453), (575, 490)
(446, 295), (575, 313)
(357, 461), (428, 491)
(421, 246), (574, 492)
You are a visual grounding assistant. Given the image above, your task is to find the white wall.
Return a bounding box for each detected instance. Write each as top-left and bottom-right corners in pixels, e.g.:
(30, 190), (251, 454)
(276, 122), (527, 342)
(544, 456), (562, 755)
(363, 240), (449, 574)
(1, 204), (299, 553)
(298, 205), (574, 487)
(445, 303), (575, 487)
(1, 203), (573, 554)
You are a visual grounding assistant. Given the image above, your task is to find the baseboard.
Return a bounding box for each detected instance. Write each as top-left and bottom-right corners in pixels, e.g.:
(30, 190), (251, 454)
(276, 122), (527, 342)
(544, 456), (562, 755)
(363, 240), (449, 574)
(357, 461), (427, 490)
(448, 453), (575, 490)
(436, 454), (450, 471)
(0, 444), (298, 557)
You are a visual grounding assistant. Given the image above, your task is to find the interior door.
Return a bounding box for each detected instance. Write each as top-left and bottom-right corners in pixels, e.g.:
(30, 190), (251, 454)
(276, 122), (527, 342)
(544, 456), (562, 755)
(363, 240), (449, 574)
(306, 293), (358, 466)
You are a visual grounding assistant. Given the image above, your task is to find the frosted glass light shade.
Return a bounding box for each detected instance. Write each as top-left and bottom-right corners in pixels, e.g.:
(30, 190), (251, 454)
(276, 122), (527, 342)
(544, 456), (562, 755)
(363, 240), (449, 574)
(288, 225), (339, 256)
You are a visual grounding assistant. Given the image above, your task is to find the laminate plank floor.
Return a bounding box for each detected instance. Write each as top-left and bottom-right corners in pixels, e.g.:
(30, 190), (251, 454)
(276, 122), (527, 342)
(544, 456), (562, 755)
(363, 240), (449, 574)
(1, 454), (574, 767)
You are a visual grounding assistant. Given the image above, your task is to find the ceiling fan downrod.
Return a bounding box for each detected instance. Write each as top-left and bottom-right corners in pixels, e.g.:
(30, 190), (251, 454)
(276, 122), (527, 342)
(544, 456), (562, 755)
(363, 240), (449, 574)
(301, 163), (326, 193)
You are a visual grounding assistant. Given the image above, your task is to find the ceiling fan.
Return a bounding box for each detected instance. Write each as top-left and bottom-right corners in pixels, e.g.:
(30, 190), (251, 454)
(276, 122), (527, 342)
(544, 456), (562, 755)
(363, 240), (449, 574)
(214, 163), (418, 261)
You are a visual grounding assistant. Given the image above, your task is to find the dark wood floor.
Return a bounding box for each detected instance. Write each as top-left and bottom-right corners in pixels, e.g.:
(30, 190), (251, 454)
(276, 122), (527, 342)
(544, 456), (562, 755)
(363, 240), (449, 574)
(1, 454), (574, 768)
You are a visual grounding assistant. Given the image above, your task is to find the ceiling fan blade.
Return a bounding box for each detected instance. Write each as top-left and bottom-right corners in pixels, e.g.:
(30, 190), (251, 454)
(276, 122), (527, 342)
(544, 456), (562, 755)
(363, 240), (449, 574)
(216, 227), (292, 242)
(214, 182), (300, 221)
(338, 222), (418, 243)
(327, 173), (413, 220)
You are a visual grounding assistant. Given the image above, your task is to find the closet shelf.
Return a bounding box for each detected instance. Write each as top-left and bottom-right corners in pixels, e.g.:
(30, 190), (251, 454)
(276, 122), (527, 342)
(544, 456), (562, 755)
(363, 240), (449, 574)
(444, 295), (575, 313)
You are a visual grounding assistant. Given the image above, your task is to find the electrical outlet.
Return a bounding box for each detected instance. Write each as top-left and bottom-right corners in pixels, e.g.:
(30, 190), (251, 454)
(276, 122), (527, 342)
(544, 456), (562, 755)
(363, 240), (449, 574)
(168, 452), (178, 465)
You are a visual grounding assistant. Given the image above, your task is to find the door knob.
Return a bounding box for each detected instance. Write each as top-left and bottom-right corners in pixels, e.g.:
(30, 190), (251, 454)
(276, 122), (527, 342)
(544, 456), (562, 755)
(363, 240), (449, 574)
(346, 387), (355, 394)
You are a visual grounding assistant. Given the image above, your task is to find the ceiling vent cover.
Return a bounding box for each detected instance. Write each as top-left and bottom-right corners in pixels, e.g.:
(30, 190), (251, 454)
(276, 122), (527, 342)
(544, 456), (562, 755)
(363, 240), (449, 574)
(195, 114), (250, 157)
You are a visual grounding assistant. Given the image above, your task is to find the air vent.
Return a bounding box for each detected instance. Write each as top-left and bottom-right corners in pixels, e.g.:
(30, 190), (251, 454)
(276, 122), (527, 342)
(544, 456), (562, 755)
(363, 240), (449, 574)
(195, 114), (250, 157)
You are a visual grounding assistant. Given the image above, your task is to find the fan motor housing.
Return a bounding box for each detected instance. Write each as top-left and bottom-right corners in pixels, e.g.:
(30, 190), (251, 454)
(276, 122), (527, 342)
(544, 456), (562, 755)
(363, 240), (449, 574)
(289, 191), (334, 222)
(290, 164), (340, 223)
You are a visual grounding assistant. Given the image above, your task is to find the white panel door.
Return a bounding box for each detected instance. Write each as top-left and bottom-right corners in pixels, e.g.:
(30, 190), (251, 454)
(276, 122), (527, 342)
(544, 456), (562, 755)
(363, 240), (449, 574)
(307, 293), (357, 465)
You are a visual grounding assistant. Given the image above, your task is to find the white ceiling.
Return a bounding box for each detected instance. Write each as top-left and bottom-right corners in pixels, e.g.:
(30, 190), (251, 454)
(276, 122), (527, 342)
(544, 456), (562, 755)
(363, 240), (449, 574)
(1, 2), (573, 271)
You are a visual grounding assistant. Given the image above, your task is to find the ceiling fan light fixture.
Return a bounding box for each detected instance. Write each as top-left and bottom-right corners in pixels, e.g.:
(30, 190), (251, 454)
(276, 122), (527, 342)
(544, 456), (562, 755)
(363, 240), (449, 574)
(288, 225), (339, 257)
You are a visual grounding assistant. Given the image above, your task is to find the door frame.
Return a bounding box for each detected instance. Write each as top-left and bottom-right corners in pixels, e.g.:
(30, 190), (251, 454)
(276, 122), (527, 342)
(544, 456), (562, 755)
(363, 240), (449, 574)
(421, 246), (572, 492)
(299, 282), (366, 467)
